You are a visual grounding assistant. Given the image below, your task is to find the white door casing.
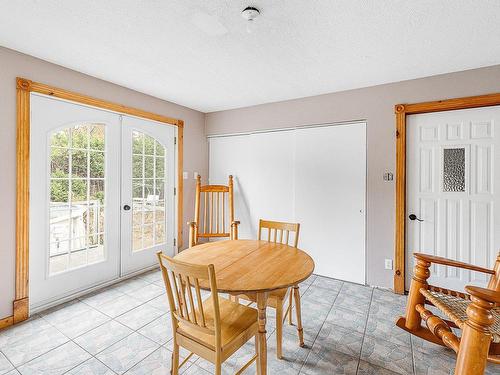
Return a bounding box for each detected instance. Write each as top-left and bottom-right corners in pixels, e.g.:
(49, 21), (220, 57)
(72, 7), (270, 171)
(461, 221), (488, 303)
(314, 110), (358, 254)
(406, 106), (500, 291)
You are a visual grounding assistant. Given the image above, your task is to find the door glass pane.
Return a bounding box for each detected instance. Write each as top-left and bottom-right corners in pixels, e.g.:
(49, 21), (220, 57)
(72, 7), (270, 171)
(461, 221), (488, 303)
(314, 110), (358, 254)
(49, 123), (106, 275)
(131, 130), (167, 252)
(443, 148), (465, 192)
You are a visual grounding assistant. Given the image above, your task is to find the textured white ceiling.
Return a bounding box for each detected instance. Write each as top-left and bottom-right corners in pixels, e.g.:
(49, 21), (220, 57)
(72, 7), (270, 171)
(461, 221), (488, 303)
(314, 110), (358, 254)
(0, 1), (499, 112)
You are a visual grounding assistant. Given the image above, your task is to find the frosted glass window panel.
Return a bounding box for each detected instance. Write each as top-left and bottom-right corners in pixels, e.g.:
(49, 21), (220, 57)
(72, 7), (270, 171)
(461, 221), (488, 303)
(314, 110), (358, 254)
(443, 148), (466, 192)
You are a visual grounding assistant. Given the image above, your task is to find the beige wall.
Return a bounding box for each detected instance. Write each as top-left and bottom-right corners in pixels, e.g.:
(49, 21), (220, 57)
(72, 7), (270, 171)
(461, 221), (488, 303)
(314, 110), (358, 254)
(1, 45), (499, 319)
(205, 64), (500, 290)
(0, 47), (207, 318)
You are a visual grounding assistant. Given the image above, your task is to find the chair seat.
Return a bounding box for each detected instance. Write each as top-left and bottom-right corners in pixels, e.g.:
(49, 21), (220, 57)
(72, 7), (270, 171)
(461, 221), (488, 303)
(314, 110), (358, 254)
(420, 288), (500, 343)
(178, 296), (258, 351)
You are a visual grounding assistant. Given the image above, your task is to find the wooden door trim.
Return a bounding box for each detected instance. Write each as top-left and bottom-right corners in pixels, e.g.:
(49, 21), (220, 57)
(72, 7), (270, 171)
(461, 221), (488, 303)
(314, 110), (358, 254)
(14, 77), (184, 323)
(394, 92), (500, 294)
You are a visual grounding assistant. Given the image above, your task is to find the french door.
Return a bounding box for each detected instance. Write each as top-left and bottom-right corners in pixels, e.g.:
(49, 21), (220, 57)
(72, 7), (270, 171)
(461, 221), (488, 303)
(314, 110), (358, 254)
(30, 94), (176, 309)
(406, 106), (500, 291)
(120, 116), (175, 275)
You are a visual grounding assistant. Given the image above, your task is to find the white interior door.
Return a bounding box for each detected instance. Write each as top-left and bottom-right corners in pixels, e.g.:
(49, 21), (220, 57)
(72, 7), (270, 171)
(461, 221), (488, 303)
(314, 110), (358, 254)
(120, 116), (176, 275)
(208, 122), (366, 284)
(30, 94), (121, 308)
(407, 106), (500, 291)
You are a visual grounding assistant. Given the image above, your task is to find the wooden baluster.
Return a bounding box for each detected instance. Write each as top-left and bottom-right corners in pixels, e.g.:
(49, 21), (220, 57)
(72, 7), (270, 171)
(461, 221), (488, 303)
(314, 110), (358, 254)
(455, 289), (496, 375)
(216, 192), (220, 234)
(222, 192), (226, 233)
(210, 192), (214, 234)
(279, 229), (283, 244)
(267, 228), (271, 242)
(405, 258), (431, 331)
(203, 192), (207, 234)
(285, 230), (289, 245)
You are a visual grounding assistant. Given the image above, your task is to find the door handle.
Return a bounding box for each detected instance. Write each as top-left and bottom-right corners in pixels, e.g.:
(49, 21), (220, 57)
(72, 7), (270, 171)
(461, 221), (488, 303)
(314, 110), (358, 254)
(409, 214), (423, 222)
(123, 204), (131, 211)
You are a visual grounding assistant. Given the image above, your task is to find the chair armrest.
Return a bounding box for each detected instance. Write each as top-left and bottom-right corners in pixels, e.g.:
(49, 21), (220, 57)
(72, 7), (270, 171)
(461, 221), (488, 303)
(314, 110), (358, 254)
(414, 253), (494, 275)
(465, 286), (500, 304)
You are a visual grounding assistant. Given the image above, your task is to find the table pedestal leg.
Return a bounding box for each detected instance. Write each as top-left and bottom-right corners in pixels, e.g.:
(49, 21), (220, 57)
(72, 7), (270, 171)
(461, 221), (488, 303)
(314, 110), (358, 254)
(256, 292), (268, 375)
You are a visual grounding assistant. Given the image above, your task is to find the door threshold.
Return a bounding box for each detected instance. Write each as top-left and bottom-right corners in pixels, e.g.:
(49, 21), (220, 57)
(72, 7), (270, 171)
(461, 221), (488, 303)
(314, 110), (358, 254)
(30, 264), (159, 315)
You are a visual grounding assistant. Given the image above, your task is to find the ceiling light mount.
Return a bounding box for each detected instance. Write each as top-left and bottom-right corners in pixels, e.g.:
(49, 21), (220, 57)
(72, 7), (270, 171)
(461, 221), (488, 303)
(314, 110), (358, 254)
(241, 6), (260, 21)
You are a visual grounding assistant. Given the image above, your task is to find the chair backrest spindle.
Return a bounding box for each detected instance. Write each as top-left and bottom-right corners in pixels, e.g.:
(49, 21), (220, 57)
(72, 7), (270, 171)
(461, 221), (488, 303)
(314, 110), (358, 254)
(258, 219), (300, 248)
(157, 252), (221, 344)
(191, 175), (236, 243)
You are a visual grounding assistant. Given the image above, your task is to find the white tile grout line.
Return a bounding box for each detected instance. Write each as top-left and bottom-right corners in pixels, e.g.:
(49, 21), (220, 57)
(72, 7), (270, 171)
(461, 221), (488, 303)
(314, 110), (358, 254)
(297, 281), (345, 375)
(2, 275), (415, 375)
(0, 271), (162, 373)
(354, 287), (374, 375)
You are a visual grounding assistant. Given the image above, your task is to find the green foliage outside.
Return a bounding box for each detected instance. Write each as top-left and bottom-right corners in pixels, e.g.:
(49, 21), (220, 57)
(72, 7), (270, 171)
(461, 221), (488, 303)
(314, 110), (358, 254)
(50, 125), (105, 204)
(49, 126), (166, 204)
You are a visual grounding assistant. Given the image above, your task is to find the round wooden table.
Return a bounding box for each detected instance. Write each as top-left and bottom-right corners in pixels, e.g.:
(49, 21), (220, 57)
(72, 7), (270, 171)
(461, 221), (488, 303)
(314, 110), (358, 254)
(174, 239), (315, 375)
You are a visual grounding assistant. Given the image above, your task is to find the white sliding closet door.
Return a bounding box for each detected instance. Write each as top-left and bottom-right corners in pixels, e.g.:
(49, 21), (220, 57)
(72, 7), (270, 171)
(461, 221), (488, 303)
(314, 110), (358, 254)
(249, 131), (296, 225)
(208, 122), (366, 284)
(208, 134), (253, 238)
(295, 124), (366, 283)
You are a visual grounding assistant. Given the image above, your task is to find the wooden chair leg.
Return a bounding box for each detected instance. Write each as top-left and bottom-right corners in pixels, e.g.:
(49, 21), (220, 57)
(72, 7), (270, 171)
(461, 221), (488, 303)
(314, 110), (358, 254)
(171, 338), (180, 375)
(293, 286), (305, 347)
(276, 300), (283, 359)
(404, 258), (431, 331)
(454, 294), (495, 375)
(288, 290), (293, 325)
(255, 334), (260, 371)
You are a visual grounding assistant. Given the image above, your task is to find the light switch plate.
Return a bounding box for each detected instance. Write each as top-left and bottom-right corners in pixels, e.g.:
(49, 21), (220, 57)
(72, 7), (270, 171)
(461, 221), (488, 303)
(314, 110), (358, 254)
(385, 259), (393, 270)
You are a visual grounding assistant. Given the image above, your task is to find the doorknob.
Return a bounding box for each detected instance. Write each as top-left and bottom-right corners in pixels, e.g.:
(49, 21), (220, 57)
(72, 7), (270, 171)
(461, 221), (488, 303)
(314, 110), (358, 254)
(409, 214), (423, 222)
(123, 204), (131, 211)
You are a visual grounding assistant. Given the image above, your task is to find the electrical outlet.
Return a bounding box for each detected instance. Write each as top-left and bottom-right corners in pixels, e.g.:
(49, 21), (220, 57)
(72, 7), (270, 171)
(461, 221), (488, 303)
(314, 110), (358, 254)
(385, 259), (393, 270)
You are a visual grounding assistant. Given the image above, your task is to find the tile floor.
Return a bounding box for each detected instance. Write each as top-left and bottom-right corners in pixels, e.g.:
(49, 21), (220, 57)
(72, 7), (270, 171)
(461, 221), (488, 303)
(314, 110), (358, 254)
(0, 271), (498, 375)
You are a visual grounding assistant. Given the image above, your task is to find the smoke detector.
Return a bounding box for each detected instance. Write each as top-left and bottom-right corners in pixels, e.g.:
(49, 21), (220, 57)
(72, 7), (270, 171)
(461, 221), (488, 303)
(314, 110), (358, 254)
(241, 6), (260, 21)
(242, 6), (260, 33)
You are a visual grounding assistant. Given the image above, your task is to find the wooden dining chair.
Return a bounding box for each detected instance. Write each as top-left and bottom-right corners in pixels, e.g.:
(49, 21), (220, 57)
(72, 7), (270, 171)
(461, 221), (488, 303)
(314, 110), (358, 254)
(397, 252), (500, 374)
(234, 219), (304, 359)
(187, 175), (240, 248)
(157, 251), (259, 375)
